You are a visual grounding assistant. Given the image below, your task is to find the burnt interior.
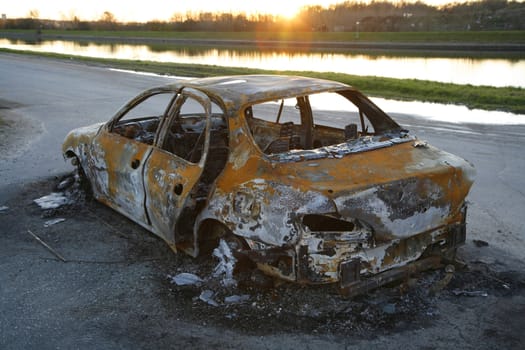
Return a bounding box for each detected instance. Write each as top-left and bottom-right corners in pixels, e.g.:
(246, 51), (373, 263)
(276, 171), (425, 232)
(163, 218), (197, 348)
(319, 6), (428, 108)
(164, 114), (230, 241)
(113, 116), (160, 145)
(113, 113), (229, 197)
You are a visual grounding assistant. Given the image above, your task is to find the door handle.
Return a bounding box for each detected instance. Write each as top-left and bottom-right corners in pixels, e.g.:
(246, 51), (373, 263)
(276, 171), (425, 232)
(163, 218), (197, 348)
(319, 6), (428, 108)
(131, 159), (140, 169)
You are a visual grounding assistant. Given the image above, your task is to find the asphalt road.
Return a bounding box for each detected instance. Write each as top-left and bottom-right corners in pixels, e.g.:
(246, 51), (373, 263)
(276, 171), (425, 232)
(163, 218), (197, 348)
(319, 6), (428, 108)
(1, 53), (525, 349)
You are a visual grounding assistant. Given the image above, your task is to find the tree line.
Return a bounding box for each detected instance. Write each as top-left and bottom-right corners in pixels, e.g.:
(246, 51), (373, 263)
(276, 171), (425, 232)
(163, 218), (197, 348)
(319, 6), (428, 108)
(2, 0), (524, 32)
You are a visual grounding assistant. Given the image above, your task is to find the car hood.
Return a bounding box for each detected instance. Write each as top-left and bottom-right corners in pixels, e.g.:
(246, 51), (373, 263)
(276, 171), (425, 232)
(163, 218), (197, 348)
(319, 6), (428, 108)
(62, 122), (104, 154)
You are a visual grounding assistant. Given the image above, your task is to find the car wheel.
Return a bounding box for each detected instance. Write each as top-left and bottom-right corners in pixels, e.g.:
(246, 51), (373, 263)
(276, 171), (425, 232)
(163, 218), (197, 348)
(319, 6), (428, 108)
(72, 156), (93, 197)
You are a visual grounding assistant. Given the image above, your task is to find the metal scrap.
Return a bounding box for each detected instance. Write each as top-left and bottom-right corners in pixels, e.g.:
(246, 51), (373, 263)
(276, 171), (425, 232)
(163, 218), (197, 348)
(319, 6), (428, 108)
(452, 290), (488, 297)
(27, 229), (67, 262)
(44, 218), (66, 227)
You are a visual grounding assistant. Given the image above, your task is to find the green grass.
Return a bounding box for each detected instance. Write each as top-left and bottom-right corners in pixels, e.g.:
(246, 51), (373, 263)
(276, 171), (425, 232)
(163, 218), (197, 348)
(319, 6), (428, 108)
(4, 29), (525, 43)
(1, 47), (524, 114)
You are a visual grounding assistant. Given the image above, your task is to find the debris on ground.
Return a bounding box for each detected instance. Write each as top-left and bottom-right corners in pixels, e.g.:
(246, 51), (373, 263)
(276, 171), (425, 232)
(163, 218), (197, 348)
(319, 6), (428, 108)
(473, 239), (489, 247)
(428, 264), (455, 296)
(158, 247), (525, 336)
(212, 239), (237, 288)
(169, 273), (204, 286)
(451, 289), (488, 297)
(27, 229), (67, 262)
(44, 218), (66, 227)
(199, 290), (219, 306)
(56, 175), (76, 191)
(224, 294), (250, 304)
(34, 192), (72, 209)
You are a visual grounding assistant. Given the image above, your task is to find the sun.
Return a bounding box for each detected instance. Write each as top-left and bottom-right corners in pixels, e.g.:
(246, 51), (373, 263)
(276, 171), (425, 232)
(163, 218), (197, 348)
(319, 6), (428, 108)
(251, 2), (302, 19)
(277, 4), (300, 19)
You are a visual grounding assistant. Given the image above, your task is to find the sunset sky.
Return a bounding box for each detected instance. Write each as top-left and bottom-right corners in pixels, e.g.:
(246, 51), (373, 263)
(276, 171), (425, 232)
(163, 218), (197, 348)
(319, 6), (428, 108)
(4, 0), (461, 22)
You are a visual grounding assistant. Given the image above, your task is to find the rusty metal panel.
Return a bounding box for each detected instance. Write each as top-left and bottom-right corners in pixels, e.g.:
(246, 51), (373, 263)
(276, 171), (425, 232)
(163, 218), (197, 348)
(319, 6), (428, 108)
(144, 148), (203, 245)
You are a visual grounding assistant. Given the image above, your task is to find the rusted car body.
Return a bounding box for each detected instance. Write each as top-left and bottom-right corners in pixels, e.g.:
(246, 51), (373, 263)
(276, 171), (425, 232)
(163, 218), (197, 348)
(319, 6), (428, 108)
(63, 75), (474, 295)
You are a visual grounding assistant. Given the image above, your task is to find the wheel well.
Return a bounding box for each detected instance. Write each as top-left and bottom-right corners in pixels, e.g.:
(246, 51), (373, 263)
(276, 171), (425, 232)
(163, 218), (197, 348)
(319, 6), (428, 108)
(196, 219), (255, 274)
(197, 219), (231, 255)
(64, 150), (76, 159)
(64, 151), (92, 196)
(196, 219), (251, 255)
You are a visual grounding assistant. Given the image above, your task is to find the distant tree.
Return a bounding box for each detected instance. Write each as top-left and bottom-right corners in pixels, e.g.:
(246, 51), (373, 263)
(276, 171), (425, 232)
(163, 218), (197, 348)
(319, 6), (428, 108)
(98, 11), (117, 30)
(6, 0), (525, 32)
(170, 13), (184, 23)
(23, 9), (41, 31)
(28, 9), (39, 19)
(100, 11), (116, 23)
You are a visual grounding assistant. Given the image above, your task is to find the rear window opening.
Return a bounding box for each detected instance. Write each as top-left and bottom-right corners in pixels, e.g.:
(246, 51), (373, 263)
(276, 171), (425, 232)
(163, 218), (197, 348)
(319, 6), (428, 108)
(244, 90), (400, 155)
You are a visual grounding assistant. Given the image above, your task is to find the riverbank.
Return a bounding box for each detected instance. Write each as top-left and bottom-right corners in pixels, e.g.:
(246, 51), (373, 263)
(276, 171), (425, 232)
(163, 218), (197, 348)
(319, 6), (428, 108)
(1, 48), (523, 114)
(2, 29), (525, 53)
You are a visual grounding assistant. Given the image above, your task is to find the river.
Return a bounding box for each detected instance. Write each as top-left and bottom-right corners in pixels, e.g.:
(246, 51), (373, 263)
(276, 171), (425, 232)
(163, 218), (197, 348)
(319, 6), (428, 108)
(1, 38), (524, 88)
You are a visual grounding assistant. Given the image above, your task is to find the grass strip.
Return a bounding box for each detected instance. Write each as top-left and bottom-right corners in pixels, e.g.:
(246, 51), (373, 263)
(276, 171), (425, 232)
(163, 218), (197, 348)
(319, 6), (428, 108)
(1, 47), (523, 114)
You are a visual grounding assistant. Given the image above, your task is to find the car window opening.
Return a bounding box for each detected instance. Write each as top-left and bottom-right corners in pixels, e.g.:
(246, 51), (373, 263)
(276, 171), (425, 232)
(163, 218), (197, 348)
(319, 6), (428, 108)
(160, 96), (229, 189)
(111, 91), (176, 145)
(245, 91), (393, 156)
(113, 117), (160, 145)
(164, 98), (230, 242)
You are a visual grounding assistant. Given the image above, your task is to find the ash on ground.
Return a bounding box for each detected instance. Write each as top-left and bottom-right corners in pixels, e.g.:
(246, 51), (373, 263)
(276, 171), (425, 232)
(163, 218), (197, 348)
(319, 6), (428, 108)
(159, 245), (524, 337)
(26, 173), (525, 338)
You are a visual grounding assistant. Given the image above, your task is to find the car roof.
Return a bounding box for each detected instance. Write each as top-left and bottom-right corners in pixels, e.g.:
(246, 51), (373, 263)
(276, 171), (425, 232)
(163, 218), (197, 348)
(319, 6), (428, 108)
(167, 75), (353, 106)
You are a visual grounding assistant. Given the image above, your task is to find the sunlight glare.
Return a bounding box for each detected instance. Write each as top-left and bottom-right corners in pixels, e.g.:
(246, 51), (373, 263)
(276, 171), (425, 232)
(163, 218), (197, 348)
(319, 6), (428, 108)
(276, 4), (300, 19)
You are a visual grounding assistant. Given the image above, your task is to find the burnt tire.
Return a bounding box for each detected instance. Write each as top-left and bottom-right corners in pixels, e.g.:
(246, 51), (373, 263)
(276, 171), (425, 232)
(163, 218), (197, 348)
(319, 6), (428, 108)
(73, 157), (93, 198)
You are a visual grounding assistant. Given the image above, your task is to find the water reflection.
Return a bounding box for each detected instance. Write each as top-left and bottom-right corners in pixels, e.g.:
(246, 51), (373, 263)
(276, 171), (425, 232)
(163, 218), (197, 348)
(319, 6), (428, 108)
(1, 39), (524, 88)
(374, 98), (525, 125)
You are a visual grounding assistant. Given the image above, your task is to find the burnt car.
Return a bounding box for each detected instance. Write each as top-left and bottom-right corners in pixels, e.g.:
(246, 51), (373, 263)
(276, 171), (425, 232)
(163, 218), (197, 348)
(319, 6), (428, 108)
(63, 75), (474, 295)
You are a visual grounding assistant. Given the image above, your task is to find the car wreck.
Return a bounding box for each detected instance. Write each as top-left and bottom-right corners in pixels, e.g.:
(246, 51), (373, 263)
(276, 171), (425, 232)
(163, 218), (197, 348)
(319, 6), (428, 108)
(62, 75), (475, 296)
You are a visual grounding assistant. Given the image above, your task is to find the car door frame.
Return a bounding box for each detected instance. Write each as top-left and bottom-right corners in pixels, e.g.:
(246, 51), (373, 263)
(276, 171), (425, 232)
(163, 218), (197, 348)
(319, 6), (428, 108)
(87, 87), (179, 227)
(143, 87), (213, 251)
